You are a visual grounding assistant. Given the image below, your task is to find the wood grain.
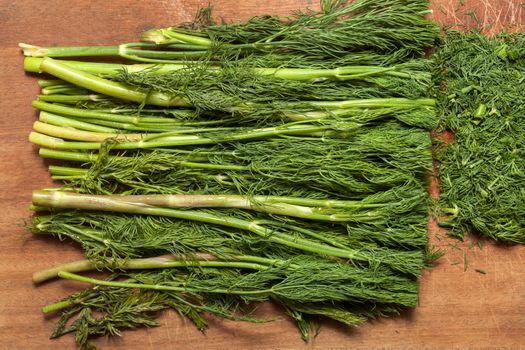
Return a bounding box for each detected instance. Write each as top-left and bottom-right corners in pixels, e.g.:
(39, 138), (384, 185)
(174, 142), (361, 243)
(0, 1), (524, 349)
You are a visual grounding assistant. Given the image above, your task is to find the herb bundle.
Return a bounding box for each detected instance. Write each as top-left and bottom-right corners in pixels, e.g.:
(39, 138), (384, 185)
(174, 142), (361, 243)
(22, 0), (440, 347)
(21, 0), (439, 63)
(434, 31), (525, 243)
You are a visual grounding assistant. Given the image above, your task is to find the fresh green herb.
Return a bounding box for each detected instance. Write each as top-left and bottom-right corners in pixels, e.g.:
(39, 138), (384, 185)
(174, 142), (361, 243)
(21, 0), (441, 346)
(434, 31), (525, 243)
(21, 0), (439, 63)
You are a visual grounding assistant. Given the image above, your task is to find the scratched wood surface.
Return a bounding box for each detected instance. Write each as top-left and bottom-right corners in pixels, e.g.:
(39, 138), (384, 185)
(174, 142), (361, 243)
(0, 1), (524, 349)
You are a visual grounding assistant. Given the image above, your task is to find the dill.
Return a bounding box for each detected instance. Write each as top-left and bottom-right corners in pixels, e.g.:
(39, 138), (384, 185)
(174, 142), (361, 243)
(21, 0), (439, 63)
(434, 31), (525, 243)
(19, 0), (442, 346)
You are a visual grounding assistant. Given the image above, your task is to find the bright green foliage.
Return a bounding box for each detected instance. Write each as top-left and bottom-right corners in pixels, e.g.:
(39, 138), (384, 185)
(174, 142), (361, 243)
(22, 0), (441, 347)
(434, 31), (525, 243)
(145, 0), (439, 59)
(55, 124), (432, 197)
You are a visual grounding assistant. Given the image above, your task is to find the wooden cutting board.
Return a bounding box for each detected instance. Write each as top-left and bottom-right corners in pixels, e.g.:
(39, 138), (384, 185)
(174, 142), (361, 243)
(0, 1), (524, 349)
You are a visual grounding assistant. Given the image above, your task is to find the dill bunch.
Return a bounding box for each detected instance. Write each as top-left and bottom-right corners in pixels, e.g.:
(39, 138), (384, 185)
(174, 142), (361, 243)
(32, 185), (430, 264)
(112, 57), (434, 107)
(21, 1), (442, 346)
(32, 189), (430, 275)
(143, 0), (439, 60)
(434, 31), (525, 243)
(21, 0), (440, 64)
(45, 123), (432, 198)
(42, 254), (420, 348)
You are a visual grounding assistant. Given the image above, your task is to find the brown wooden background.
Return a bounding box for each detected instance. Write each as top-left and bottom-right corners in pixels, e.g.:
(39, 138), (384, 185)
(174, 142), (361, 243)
(0, 1), (524, 349)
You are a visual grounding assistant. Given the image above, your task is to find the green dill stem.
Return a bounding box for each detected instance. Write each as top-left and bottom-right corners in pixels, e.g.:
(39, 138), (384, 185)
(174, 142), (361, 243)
(32, 190), (377, 262)
(146, 30), (213, 46)
(48, 165), (88, 176)
(37, 79), (64, 88)
(106, 193), (388, 216)
(29, 123), (332, 150)
(255, 66), (422, 81)
(40, 83), (77, 91)
(256, 220), (351, 250)
(33, 260), (95, 283)
(142, 28), (289, 52)
(25, 57), (422, 81)
(20, 43), (208, 61)
(66, 119), (206, 133)
(24, 57), (190, 74)
(32, 100), (196, 125)
(118, 42), (209, 61)
(40, 112), (119, 133)
(42, 300), (74, 314)
(20, 43), (120, 57)
(40, 148), (98, 162)
(37, 94), (106, 103)
(30, 204), (48, 212)
(38, 58), (190, 107)
(115, 194), (388, 210)
(33, 255), (269, 283)
(50, 175), (85, 180)
(33, 121), (144, 142)
(58, 271), (269, 296)
(310, 98), (435, 109)
(41, 86), (88, 96)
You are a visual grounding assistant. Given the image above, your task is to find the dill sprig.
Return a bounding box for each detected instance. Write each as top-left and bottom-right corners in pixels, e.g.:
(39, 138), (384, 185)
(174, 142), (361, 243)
(40, 123), (432, 198)
(31, 186), (429, 264)
(32, 190), (428, 276)
(143, 0), (438, 59)
(111, 57), (433, 104)
(42, 253), (419, 348)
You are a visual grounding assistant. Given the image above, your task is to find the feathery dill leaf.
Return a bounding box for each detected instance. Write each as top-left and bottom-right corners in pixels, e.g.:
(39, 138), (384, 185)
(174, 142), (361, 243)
(55, 123), (432, 198)
(112, 57), (433, 105)
(143, 0), (439, 59)
(434, 31), (525, 243)
(24, 0), (440, 346)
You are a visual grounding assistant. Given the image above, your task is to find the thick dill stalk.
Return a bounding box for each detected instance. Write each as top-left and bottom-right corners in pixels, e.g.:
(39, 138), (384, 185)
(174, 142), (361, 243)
(38, 58), (190, 107)
(32, 255), (273, 283)
(28, 123), (339, 150)
(30, 191), (418, 223)
(35, 58), (437, 108)
(32, 190), (426, 276)
(24, 57), (421, 79)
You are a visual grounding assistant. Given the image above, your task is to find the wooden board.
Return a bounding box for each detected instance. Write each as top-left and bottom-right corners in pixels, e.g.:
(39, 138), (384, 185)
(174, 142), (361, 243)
(0, 1), (524, 348)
